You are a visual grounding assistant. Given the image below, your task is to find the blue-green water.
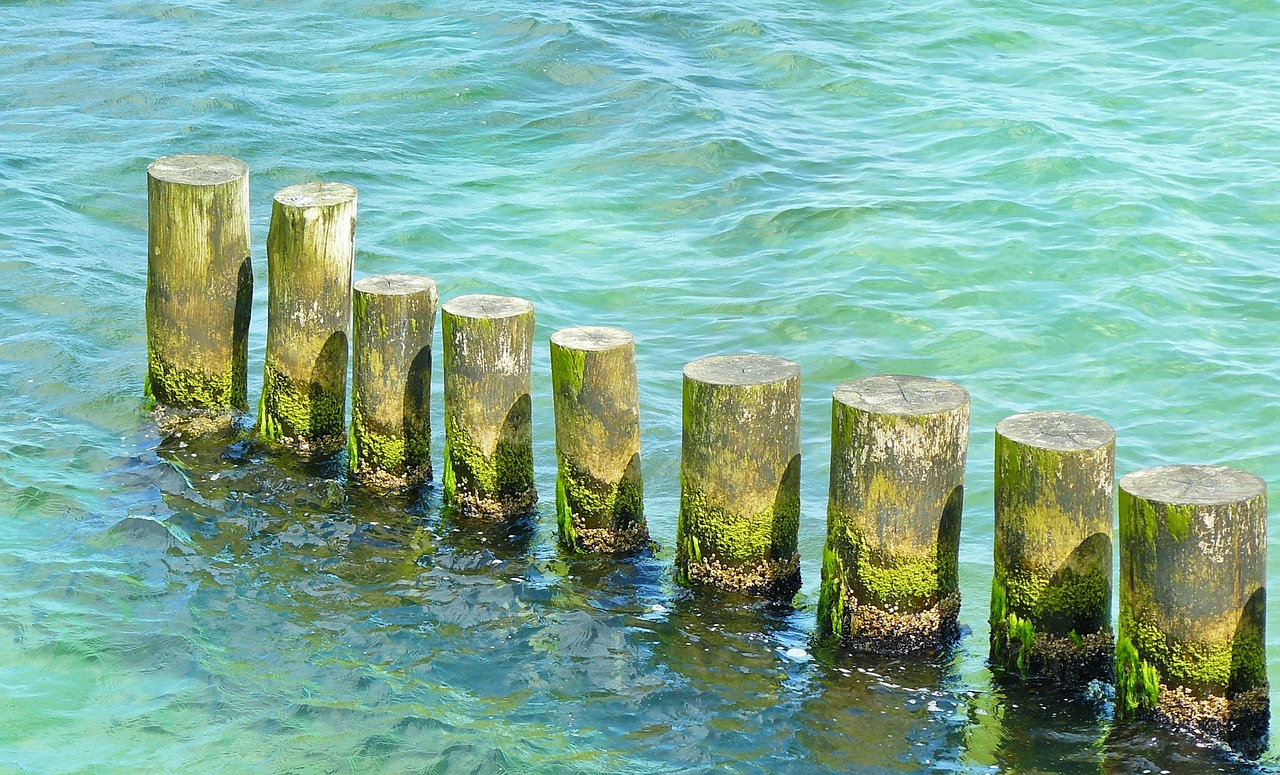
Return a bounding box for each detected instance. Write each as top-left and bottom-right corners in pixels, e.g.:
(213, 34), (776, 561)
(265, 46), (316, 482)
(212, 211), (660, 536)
(3, 0), (1280, 771)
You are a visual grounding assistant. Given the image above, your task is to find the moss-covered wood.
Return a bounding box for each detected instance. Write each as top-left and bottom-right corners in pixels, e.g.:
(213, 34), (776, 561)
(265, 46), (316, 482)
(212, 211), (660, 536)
(349, 274), (437, 488)
(676, 354), (801, 596)
(990, 411), (1114, 682)
(550, 326), (647, 554)
(145, 154), (252, 433)
(441, 294), (536, 518)
(257, 182), (357, 452)
(1117, 464), (1268, 754)
(818, 374), (969, 653)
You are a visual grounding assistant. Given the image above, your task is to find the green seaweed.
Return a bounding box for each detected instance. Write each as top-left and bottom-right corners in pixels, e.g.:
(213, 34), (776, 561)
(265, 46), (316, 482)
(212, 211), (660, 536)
(1115, 634), (1159, 718)
(550, 343), (587, 396)
(817, 543), (847, 638)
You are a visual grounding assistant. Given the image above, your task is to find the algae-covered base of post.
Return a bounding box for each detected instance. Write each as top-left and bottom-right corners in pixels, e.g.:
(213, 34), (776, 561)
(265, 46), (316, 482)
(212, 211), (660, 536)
(676, 354), (801, 597)
(1116, 464), (1268, 754)
(550, 326), (648, 555)
(350, 274), (438, 490)
(990, 411), (1115, 683)
(441, 294), (536, 518)
(145, 153), (253, 435)
(818, 374), (969, 654)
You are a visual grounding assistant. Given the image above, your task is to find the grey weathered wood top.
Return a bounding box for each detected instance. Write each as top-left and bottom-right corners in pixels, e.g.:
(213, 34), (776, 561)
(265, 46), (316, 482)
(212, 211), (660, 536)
(442, 294), (533, 319)
(551, 326), (633, 352)
(274, 181), (357, 208)
(684, 354), (799, 386)
(354, 274), (437, 296)
(996, 411), (1114, 452)
(834, 374), (968, 416)
(1120, 464), (1265, 505)
(148, 154), (247, 186)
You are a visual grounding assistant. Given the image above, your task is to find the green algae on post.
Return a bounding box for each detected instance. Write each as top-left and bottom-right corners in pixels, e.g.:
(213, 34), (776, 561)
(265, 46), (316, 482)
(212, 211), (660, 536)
(349, 274), (438, 489)
(441, 294), (536, 518)
(990, 411), (1115, 682)
(256, 182), (357, 452)
(145, 154), (252, 434)
(818, 374), (969, 653)
(550, 326), (647, 554)
(1117, 464), (1268, 756)
(676, 354), (801, 596)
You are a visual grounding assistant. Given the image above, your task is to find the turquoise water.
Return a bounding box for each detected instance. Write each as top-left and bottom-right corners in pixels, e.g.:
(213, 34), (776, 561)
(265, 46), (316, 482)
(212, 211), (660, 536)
(2, 0), (1280, 771)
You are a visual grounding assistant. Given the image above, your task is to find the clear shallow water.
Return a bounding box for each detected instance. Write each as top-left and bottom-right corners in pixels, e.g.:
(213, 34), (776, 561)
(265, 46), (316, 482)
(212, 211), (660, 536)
(2, 0), (1279, 771)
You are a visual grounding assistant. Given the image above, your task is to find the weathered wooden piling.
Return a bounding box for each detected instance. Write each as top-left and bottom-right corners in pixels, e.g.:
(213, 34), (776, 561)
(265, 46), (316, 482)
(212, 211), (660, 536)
(257, 182), (357, 451)
(145, 154), (252, 431)
(818, 374), (969, 653)
(676, 354), (801, 595)
(349, 274), (438, 488)
(1117, 465), (1268, 752)
(990, 411), (1115, 681)
(441, 294), (536, 517)
(550, 326), (647, 554)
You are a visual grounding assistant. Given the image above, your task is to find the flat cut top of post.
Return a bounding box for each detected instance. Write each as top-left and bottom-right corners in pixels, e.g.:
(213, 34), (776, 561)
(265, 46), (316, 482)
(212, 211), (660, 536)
(551, 326), (633, 352)
(683, 354), (799, 386)
(274, 181), (358, 208)
(997, 411), (1114, 452)
(355, 274), (436, 296)
(834, 374), (968, 416)
(442, 294), (533, 320)
(1120, 464), (1265, 506)
(148, 154), (247, 186)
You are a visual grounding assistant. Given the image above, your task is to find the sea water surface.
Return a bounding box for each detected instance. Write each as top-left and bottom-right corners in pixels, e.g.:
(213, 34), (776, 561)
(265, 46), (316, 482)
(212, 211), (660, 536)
(2, 0), (1280, 772)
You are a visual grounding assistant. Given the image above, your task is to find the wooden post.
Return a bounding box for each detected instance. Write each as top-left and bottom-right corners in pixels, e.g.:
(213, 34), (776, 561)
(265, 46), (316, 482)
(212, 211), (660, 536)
(1117, 464), (1268, 753)
(990, 411), (1115, 681)
(550, 326), (646, 554)
(145, 154), (252, 431)
(818, 374), (969, 653)
(257, 182), (357, 451)
(676, 354), (800, 595)
(441, 294), (536, 517)
(349, 274), (438, 488)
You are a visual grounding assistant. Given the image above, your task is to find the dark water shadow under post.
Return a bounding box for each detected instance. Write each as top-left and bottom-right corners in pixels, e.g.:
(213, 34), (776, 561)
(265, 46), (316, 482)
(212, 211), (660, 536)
(796, 637), (967, 772)
(631, 588), (805, 769)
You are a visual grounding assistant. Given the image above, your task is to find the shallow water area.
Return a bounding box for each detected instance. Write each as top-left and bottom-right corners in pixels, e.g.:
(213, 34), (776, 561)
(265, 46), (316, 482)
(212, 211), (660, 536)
(3, 0), (1280, 771)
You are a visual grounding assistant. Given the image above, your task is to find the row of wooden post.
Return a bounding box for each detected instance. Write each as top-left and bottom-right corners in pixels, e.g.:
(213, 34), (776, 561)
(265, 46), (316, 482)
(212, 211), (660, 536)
(143, 154), (1268, 753)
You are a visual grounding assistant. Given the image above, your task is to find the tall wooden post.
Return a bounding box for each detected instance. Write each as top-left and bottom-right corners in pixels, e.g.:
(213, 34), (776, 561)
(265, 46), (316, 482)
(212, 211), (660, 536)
(441, 294), (536, 517)
(350, 274), (438, 488)
(990, 411), (1115, 682)
(1117, 464), (1268, 754)
(818, 374), (969, 653)
(550, 326), (646, 553)
(145, 153), (252, 432)
(257, 182), (357, 451)
(676, 354), (801, 596)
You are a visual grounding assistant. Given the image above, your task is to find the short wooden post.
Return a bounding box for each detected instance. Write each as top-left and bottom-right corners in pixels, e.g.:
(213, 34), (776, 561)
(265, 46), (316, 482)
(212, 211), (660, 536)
(257, 182), (357, 451)
(550, 326), (646, 554)
(441, 294), (536, 517)
(1117, 464), (1268, 752)
(990, 411), (1115, 681)
(676, 354), (801, 595)
(349, 274), (438, 488)
(818, 374), (969, 653)
(145, 154), (252, 430)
